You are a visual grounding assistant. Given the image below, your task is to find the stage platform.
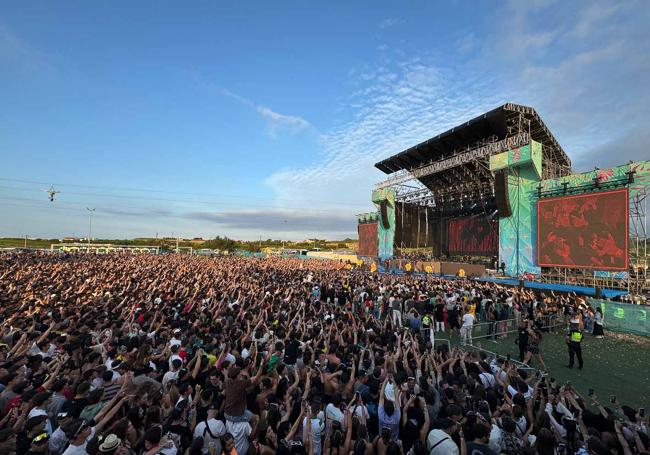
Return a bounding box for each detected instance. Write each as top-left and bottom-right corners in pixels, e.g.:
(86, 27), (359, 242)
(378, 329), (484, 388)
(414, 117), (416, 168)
(476, 276), (628, 299)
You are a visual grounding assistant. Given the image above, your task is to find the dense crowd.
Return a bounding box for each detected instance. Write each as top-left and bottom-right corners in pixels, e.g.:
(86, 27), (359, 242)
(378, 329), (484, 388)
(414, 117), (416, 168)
(0, 252), (647, 455)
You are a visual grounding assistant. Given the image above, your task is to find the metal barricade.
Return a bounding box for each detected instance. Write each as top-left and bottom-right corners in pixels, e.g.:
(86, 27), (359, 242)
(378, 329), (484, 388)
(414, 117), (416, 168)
(494, 318), (518, 337)
(435, 338), (451, 351)
(461, 343), (546, 378)
(539, 314), (563, 332)
(471, 322), (498, 341)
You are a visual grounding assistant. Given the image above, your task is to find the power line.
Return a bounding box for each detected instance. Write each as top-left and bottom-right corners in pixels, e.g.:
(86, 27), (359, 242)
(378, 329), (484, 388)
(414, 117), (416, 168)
(0, 198), (357, 231)
(0, 177), (370, 208)
(0, 185), (363, 215)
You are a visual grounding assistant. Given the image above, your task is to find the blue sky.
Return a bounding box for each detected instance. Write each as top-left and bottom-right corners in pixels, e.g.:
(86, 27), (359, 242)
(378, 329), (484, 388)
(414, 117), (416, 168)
(1, 1), (649, 240)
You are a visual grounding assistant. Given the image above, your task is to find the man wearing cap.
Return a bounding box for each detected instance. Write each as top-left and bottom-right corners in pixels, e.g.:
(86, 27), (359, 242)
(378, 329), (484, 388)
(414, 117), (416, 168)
(17, 415), (49, 455)
(566, 317), (584, 370)
(426, 418), (460, 455)
(170, 329), (183, 347)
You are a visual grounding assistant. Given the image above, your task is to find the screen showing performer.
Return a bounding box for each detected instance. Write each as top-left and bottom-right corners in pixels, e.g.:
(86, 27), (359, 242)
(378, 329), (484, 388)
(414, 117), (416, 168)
(448, 217), (498, 254)
(537, 189), (628, 270)
(358, 222), (378, 257)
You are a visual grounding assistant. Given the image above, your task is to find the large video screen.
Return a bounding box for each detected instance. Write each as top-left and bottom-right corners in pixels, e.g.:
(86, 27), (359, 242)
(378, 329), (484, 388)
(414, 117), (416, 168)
(358, 222), (378, 257)
(537, 189), (628, 270)
(448, 217), (498, 254)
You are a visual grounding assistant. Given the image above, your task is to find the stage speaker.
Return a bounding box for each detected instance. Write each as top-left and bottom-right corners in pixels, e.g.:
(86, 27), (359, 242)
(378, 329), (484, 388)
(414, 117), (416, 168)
(494, 170), (512, 217)
(380, 200), (390, 229)
(595, 287), (602, 299)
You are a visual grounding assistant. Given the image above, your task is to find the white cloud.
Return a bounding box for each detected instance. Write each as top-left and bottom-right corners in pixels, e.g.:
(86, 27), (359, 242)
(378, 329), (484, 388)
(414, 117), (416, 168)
(378, 18), (403, 29)
(265, 56), (504, 215)
(195, 76), (313, 138)
(573, 3), (621, 38)
(256, 106), (311, 137)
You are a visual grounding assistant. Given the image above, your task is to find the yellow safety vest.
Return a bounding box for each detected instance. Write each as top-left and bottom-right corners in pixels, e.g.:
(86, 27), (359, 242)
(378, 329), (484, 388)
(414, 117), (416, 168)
(570, 331), (583, 342)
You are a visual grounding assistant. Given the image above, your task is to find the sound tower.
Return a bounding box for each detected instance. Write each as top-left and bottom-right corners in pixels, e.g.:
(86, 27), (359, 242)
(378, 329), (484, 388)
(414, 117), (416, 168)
(494, 170), (512, 217)
(380, 200), (390, 229)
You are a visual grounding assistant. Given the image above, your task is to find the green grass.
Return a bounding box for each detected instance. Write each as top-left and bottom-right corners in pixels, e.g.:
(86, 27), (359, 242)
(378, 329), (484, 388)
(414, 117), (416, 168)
(443, 330), (650, 410)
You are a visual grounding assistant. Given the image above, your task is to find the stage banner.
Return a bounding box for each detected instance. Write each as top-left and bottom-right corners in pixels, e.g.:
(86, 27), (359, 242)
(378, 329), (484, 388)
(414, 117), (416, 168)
(372, 188), (396, 259)
(587, 298), (649, 337)
(594, 270), (629, 279)
(540, 161), (650, 199)
(498, 147), (541, 277)
(489, 142), (542, 179)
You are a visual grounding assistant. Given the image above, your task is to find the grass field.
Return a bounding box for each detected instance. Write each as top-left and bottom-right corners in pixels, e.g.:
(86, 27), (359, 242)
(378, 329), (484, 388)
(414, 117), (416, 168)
(445, 330), (650, 411)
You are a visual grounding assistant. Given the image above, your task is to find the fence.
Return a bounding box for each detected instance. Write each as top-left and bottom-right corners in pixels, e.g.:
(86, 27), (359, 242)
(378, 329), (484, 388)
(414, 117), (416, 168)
(587, 298), (649, 337)
(460, 343), (545, 379)
(469, 314), (562, 342)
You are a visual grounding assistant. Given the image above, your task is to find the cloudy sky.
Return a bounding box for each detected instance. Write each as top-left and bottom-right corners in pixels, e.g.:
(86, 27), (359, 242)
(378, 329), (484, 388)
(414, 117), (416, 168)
(1, 1), (648, 240)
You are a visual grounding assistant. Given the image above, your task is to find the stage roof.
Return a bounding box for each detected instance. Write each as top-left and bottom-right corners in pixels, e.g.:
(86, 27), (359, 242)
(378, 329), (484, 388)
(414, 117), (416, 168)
(375, 103), (572, 177)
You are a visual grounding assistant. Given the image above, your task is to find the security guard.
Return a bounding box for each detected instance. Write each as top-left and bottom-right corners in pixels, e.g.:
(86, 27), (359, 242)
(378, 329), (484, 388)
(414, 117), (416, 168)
(566, 317), (584, 369)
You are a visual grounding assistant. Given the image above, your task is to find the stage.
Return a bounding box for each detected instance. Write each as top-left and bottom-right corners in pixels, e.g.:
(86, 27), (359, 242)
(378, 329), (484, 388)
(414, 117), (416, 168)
(358, 103), (649, 296)
(475, 276), (628, 299)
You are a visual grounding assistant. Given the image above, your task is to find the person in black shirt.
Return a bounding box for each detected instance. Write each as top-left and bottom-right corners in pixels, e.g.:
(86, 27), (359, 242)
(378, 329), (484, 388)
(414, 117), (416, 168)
(465, 423), (497, 455)
(517, 320), (529, 362)
(284, 332), (300, 367)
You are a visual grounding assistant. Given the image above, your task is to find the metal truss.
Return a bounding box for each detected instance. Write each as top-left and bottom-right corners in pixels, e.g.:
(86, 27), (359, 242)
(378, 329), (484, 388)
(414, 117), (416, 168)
(375, 132), (531, 189)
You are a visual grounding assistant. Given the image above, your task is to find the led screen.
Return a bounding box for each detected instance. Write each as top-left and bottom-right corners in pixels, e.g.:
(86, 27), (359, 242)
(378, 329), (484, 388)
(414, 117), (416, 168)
(448, 217), (498, 254)
(358, 222), (378, 257)
(537, 189), (628, 270)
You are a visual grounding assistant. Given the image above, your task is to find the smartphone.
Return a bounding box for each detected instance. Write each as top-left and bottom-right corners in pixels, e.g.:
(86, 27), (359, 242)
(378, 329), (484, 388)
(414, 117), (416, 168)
(610, 395), (616, 403)
(640, 408), (645, 417)
(588, 389), (594, 397)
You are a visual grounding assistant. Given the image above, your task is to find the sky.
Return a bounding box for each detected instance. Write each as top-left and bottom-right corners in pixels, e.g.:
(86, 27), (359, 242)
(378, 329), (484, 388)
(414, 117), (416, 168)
(1, 0), (649, 241)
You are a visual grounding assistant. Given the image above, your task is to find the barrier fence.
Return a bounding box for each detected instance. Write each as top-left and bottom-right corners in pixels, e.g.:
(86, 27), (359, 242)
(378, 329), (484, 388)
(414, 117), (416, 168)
(460, 344), (545, 379)
(587, 298), (649, 337)
(469, 313), (563, 342)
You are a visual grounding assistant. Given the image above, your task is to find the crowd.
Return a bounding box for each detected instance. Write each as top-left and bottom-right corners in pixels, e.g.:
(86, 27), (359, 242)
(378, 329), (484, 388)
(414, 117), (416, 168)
(0, 252), (647, 455)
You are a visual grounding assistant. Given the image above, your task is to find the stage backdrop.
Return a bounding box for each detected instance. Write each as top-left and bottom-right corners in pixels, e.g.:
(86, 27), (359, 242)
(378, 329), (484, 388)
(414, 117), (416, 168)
(358, 222), (379, 257)
(537, 189), (628, 270)
(448, 217), (498, 254)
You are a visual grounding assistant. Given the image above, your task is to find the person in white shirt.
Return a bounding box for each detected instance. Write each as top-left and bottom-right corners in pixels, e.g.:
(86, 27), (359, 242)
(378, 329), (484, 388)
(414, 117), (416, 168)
(324, 394), (345, 436)
(168, 345), (183, 370)
(460, 311), (474, 345)
(193, 405), (226, 454)
(169, 328), (183, 347)
(62, 420), (97, 455)
(303, 403), (326, 455)
(163, 359), (182, 390)
(427, 418), (459, 455)
(225, 420), (252, 455)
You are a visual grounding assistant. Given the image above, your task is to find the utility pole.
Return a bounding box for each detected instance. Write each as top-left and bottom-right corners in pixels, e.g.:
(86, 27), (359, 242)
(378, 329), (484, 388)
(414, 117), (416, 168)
(176, 235), (179, 254)
(282, 220), (287, 250)
(24, 234), (27, 249)
(86, 208), (95, 252)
